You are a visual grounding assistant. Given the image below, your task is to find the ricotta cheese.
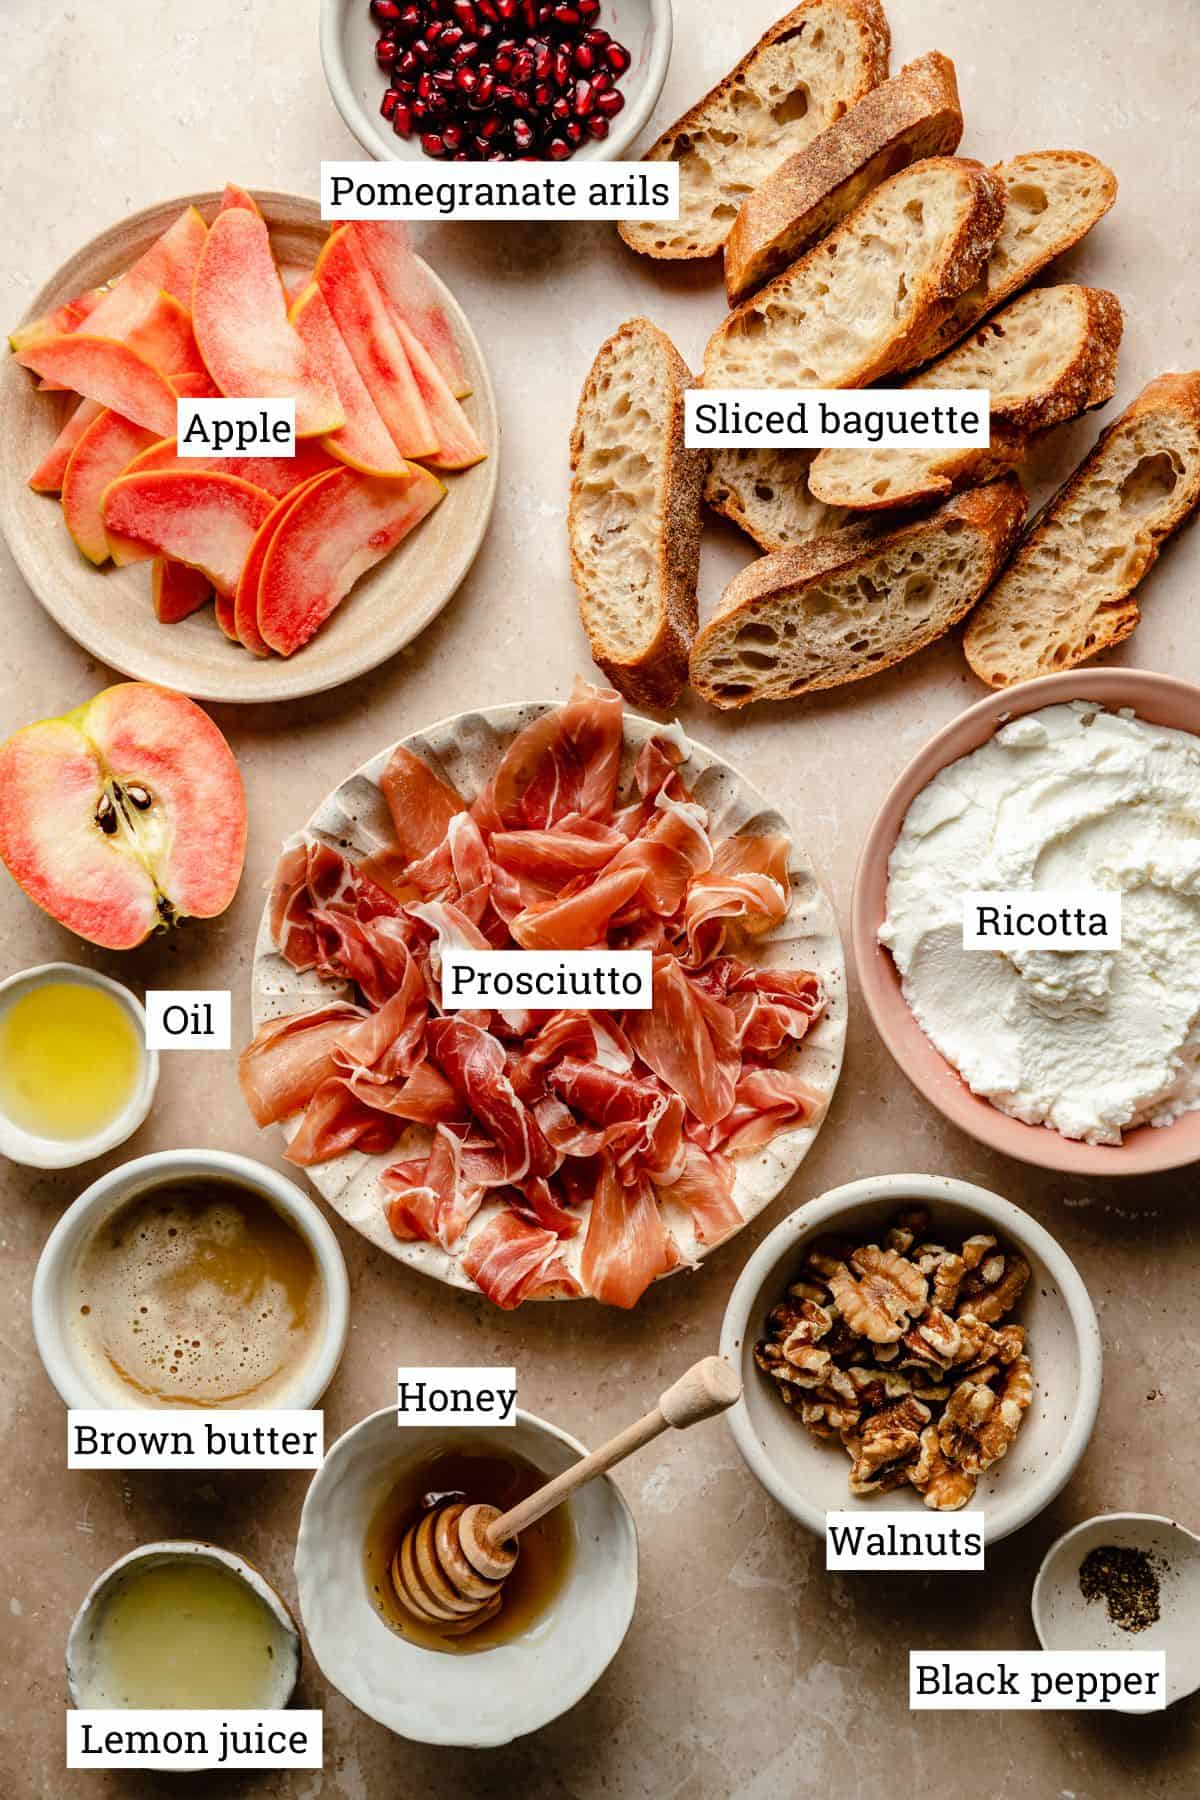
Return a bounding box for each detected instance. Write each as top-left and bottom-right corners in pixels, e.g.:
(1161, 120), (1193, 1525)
(879, 701), (1200, 1144)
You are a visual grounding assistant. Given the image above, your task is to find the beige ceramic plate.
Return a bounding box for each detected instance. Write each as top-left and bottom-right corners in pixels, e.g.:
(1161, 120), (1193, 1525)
(0, 190), (498, 704)
(250, 701), (847, 1299)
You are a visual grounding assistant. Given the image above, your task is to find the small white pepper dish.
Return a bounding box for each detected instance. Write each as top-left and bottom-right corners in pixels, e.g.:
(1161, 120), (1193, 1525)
(0, 963), (158, 1170)
(295, 1404), (638, 1745)
(720, 1173), (1103, 1544)
(67, 1541), (301, 1710)
(1033, 1513), (1200, 1707)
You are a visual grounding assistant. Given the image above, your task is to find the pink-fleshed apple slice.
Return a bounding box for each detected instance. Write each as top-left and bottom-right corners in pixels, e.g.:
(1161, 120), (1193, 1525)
(281, 265), (315, 309)
(123, 291), (205, 378)
(314, 227), (438, 459)
(353, 221), (469, 398)
(123, 434), (336, 499)
(218, 183), (262, 217)
(392, 317), (486, 472)
(36, 207), (208, 390)
(103, 471), (275, 596)
(15, 336), (177, 436)
(191, 210), (344, 438)
(28, 399), (104, 494)
(289, 282), (409, 478)
(214, 590), (240, 640)
(62, 411), (162, 564)
(153, 558), (213, 623)
(0, 682), (246, 950)
(258, 464), (444, 656)
(233, 472), (328, 656)
(9, 284), (108, 353)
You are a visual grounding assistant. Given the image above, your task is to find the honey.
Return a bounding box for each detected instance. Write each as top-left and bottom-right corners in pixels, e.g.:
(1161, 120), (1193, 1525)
(365, 1444), (574, 1655)
(0, 980), (141, 1141)
(84, 1557), (291, 1709)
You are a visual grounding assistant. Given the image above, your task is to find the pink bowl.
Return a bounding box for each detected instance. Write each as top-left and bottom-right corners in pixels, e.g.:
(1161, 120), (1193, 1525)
(851, 669), (1200, 1176)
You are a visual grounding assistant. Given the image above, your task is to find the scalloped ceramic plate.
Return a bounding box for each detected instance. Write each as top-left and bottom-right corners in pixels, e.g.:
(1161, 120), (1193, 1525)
(0, 190), (498, 704)
(250, 701), (847, 1299)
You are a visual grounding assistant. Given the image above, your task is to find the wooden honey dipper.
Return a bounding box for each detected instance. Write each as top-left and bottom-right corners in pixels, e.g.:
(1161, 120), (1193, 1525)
(391, 1355), (742, 1633)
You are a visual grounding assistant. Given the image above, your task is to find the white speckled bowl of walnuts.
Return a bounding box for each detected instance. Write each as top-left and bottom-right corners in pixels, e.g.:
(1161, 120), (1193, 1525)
(720, 1173), (1103, 1543)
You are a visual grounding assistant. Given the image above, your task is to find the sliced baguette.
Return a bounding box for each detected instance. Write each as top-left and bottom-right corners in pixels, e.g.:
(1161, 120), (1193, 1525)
(569, 319), (704, 709)
(964, 373), (1200, 688)
(808, 284), (1124, 510)
(617, 0), (890, 262)
(690, 476), (1027, 709)
(914, 150), (1118, 362)
(704, 448), (851, 551)
(703, 157), (1006, 392)
(724, 51), (963, 306)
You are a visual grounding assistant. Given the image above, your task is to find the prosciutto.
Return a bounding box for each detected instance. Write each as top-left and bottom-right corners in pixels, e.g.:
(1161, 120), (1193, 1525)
(239, 678), (828, 1309)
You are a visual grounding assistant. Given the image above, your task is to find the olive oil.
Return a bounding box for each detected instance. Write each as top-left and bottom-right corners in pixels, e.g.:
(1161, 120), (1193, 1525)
(0, 980), (141, 1140)
(87, 1558), (290, 1709)
(365, 1444), (574, 1655)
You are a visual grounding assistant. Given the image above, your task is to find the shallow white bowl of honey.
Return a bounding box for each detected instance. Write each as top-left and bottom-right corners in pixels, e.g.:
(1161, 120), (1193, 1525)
(32, 1148), (350, 1414)
(67, 1541), (300, 1711)
(0, 963), (158, 1169)
(296, 1405), (638, 1745)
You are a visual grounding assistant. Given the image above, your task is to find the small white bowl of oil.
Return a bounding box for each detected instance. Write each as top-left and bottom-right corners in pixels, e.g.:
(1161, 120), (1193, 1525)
(0, 963), (157, 1168)
(67, 1540), (301, 1711)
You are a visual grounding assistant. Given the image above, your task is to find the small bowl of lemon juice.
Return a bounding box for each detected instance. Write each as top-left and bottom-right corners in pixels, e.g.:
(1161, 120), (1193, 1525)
(0, 963), (157, 1168)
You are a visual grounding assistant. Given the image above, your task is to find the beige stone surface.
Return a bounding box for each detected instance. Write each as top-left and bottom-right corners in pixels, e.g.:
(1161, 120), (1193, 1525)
(2, 1), (1199, 1794)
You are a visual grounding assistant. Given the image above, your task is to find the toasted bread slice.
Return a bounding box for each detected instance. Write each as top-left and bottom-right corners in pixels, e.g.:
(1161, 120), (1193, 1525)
(724, 52), (963, 306)
(915, 150), (1118, 361)
(964, 373), (1200, 687)
(809, 285), (1124, 510)
(569, 319), (704, 710)
(704, 448), (851, 552)
(617, 0), (890, 262)
(704, 158), (1006, 392)
(690, 477), (1027, 709)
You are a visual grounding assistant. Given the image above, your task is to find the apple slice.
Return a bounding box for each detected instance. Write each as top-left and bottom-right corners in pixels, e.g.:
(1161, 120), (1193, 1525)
(191, 209), (343, 438)
(36, 207), (208, 390)
(281, 265), (315, 308)
(214, 591), (241, 640)
(353, 221), (469, 398)
(153, 559), (213, 623)
(62, 410), (162, 564)
(289, 282), (409, 478)
(15, 336), (177, 436)
(258, 464), (444, 656)
(219, 183), (262, 217)
(0, 681), (246, 950)
(124, 434), (336, 499)
(103, 470), (275, 595)
(28, 399), (104, 494)
(9, 284), (108, 353)
(314, 226), (437, 459)
(392, 317), (486, 471)
(124, 291), (204, 378)
(233, 472), (329, 655)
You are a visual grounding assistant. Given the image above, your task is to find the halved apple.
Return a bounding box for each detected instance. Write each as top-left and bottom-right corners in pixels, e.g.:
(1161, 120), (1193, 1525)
(152, 559), (213, 624)
(15, 336), (177, 436)
(353, 221), (469, 398)
(289, 282), (409, 478)
(191, 209), (343, 438)
(233, 474), (328, 656)
(392, 317), (486, 472)
(0, 682), (246, 950)
(314, 226), (437, 459)
(124, 434), (336, 499)
(62, 411), (161, 564)
(258, 464), (444, 655)
(102, 470), (275, 595)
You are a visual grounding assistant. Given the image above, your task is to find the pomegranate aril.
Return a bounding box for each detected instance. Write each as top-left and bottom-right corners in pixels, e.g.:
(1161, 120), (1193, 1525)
(497, 0), (519, 17)
(396, 46), (418, 73)
(605, 41), (630, 73)
(552, 47), (571, 85)
(478, 113), (503, 136)
(584, 26), (608, 45)
(397, 2), (422, 24)
(590, 68), (611, 91)
(375, 36), (398, 65)
(512, 48), (535, 81)
(550, 95), (570, 119)
(596, 86), (623, 115)
(439, 23), (463, 47)
(564, 118), (584, 144)
(534, 41), (553, 78)
(392, 75), (416, 94)
(586, 114), (608, 138)
(425, 20), (443, 42)
(411, 35), (432, 61)
(533, 79), (553, 104)
(477, 0), (500, 20)
(578, 0), (600, 19)
(511, 116), (535, 149)
(573, 43), (594, 70)
(454, 64), (478, 90)
(392, 102), (413, 133)
(442, 122), (465, 148)
(410, 97), (428, 118)
(547, 135), (572, 159)
(572, 76), (594, 115)
(552, 5), (581, 26)
(451, 0), (476, 29)
(371, 0), (402, 19)
(381, 88), (400, 117)
(471, 69), (495, 104)
(421, 131), (446, 156)
(493, 82), (516, 105)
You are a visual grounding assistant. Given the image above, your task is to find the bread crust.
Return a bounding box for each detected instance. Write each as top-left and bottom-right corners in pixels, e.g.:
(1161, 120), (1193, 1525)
(964, 372), (1200, 687)
(568, 318), (703, 711)
(618, 0), (890, 262)
(703, 157), (1008, 392)
(690, 476), (1028, 708)
(724, 51), (964, 306)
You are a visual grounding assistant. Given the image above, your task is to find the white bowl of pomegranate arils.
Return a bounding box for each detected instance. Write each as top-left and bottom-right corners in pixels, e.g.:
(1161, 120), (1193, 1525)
(321, 0), (672, 163)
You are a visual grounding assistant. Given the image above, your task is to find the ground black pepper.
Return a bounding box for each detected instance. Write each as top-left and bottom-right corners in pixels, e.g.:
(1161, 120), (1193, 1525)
(1078, 1544), (1163, 1633)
